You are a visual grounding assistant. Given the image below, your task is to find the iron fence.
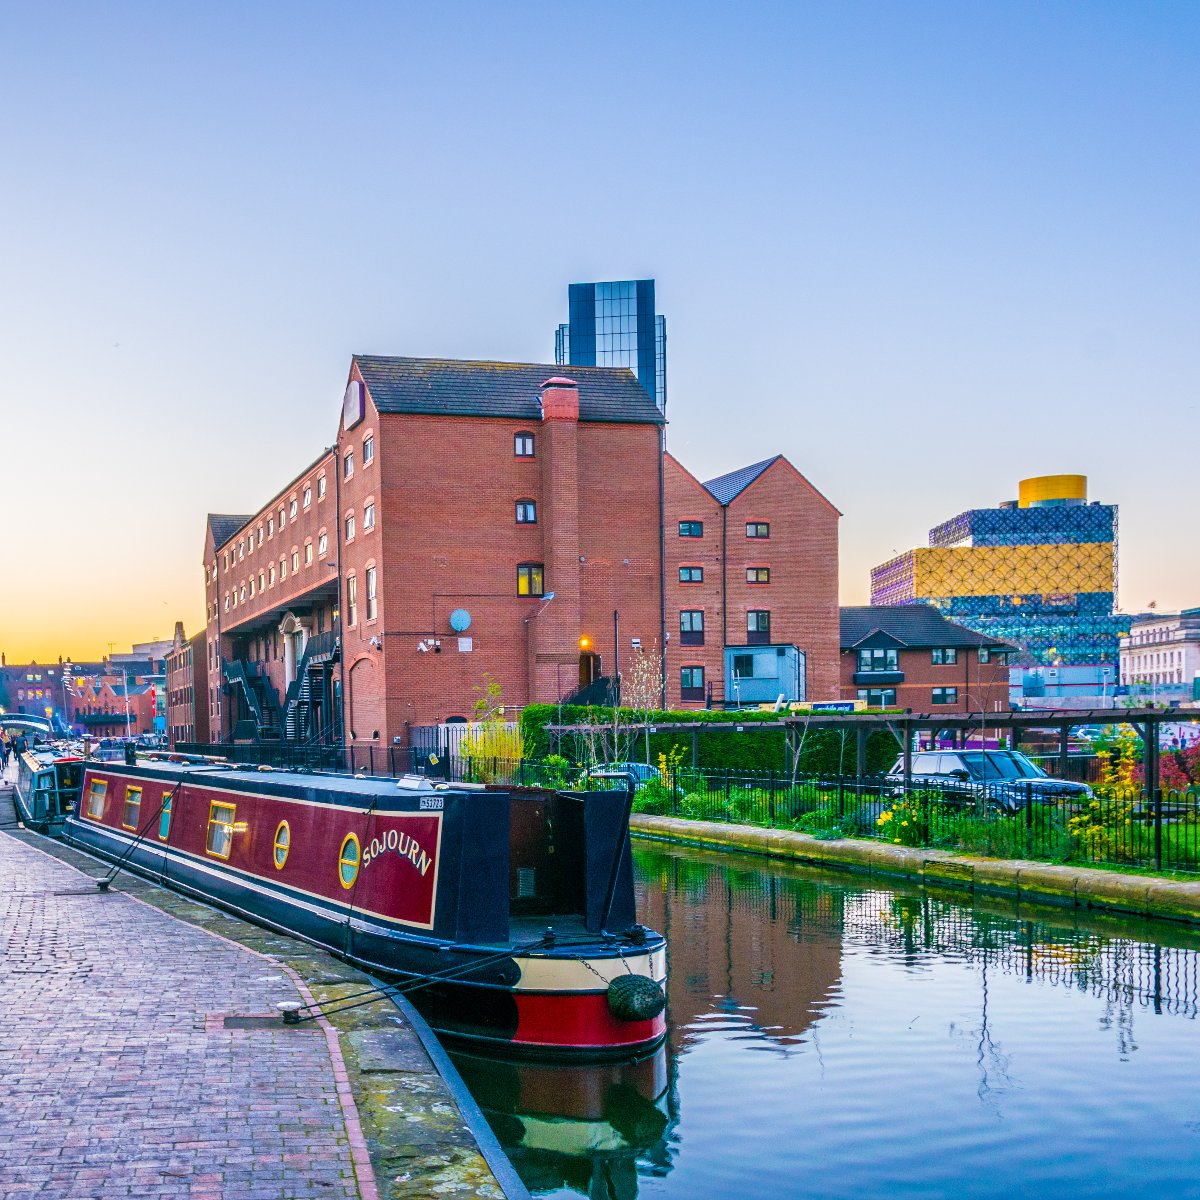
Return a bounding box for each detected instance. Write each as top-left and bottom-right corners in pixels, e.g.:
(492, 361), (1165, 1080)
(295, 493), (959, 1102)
(172, 742), (1200, 874)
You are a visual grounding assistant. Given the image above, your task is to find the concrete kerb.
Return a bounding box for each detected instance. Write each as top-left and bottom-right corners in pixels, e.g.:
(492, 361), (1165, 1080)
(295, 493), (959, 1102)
(630, 813), (1200, 926)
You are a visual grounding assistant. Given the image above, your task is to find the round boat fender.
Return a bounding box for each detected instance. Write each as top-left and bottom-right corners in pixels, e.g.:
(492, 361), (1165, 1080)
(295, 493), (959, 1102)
(607, 974), (666, 1023)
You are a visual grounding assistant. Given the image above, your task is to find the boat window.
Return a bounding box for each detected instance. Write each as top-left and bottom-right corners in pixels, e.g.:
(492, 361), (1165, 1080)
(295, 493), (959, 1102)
(85, 779), (108, 820)
(338, 833), (360, 889)
(158, 791), (173, 840)
(122, 786), (142, 830)
(273, 821), (290, 869)
(206, 802), (236, 859)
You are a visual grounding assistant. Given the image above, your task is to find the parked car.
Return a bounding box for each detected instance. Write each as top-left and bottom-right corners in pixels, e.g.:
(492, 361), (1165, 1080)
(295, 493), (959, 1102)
(885, 749), (1092, 812)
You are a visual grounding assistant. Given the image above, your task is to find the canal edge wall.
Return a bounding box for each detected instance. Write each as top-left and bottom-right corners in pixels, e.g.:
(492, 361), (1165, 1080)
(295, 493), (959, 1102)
(630, 815), (1200, 927)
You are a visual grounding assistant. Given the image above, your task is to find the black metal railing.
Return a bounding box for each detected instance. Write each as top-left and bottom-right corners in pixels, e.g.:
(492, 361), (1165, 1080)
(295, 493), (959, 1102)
(169, 743), (1200, 875)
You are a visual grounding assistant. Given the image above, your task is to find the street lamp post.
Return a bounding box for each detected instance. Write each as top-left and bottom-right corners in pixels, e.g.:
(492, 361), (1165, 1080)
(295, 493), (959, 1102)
(121, 667), (132, 739)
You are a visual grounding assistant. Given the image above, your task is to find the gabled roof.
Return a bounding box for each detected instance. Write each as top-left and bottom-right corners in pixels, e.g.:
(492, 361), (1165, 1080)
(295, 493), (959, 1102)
(207, 513), (251, 547)
(702, 456), (782, 505)
(840, 605), (1018, 651)
(353, 356), (664, 425)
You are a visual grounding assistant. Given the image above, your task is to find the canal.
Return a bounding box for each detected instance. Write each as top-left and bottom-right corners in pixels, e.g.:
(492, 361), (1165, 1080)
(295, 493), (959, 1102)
(451, 840), (1200, 1200)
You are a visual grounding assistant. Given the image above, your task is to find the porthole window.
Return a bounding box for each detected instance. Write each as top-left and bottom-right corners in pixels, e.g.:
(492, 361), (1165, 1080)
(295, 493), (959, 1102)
(273, 821), (291, 869)
(339, 833), (361, 888)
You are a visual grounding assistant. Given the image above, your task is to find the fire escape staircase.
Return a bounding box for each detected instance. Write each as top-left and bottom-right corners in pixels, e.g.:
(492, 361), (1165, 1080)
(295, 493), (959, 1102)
(283, 630), (340, 743)
(222, 659), (284, 740)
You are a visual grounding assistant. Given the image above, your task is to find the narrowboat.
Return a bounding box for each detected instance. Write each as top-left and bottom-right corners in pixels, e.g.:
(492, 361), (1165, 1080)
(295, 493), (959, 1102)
(62, 759), (667, 1059)
(14, 748), (84, 834)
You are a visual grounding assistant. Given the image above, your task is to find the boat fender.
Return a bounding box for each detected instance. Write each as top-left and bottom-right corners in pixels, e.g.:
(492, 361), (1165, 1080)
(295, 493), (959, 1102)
(607, 974), (665, 1023)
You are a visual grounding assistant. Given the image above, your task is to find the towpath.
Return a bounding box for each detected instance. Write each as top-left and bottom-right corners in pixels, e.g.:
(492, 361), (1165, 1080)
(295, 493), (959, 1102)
(0, 815), (515, 1200)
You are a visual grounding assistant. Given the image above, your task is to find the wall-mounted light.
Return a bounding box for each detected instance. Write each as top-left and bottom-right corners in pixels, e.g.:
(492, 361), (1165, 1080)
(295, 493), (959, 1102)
(369, 635), (382, 650)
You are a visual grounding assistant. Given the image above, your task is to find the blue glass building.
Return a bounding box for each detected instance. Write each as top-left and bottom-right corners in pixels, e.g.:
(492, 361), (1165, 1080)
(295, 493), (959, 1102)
(555, 280), (666, 413)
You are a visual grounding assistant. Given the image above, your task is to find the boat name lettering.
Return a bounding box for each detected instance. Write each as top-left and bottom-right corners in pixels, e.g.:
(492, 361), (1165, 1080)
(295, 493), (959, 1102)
(362, 828), (433, 876)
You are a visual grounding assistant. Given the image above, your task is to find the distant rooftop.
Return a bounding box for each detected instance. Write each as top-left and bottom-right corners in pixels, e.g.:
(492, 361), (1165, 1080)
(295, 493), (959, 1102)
(841, 605), (1017, 650)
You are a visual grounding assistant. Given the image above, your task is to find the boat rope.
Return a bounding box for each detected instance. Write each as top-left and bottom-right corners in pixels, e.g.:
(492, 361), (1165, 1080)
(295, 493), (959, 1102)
(284, 935), (554, 1023)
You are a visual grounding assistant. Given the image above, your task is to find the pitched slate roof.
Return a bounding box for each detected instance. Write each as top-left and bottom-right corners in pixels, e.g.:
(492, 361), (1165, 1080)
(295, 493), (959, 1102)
(207, 513), (251, 547)
(353, 356), (664, 425)
(840, 605), (1017, 651)
(702, 456), (782, 505)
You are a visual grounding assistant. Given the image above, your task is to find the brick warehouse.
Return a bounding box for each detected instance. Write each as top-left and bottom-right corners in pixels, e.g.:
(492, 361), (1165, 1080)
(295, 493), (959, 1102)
(197, 355), (840, 751)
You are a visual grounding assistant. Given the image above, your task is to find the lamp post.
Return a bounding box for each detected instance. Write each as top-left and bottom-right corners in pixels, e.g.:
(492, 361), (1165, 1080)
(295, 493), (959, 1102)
(121, 667), (132, 739)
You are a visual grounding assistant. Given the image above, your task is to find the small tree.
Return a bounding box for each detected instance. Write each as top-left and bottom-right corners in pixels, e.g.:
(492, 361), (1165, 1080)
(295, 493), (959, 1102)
(623, 645), (664, 765)
(460, 676), (523, 782)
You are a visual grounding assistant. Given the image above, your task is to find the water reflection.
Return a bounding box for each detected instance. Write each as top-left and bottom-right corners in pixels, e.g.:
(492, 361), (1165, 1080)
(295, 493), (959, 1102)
(450, 1049), (673, 1198)
(459, 842), (1200, 1200)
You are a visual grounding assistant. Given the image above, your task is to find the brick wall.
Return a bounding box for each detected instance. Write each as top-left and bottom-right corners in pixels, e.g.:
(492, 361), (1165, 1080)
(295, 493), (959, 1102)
(839, 647), (1012, 711)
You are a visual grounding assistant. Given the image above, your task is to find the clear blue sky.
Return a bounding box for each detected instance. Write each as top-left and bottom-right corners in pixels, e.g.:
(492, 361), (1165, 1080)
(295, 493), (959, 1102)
(1, 2), (1196, 661)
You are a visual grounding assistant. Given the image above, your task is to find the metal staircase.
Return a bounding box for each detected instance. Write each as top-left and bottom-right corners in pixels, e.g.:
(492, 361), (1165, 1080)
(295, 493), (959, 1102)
(282, 631), (339, 743)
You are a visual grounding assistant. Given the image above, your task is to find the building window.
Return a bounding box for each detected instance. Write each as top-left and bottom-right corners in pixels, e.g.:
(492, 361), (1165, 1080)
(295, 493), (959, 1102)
(346, 575), (358, 625)
(291, 551), (300, 572)
(249, 578), (255, 598)
(517, 563), (545, 597)
(206, 802), (236, 859)
(239, 585), (246, 602)
(345, 513), (355, 541)
(515, 499), (536, 524)
(304, 542), (313, 565)
(85, 779), (107, 820)
(363, 434), (374, 465)
(289, 498), (298, 518)
(267, 517), (274, 537)
(280, 557), (287, 579)
(932, 687), (958, 705)
(269, 565), (275, 586)
(278, 507), (285, 528)
(258, 571), (265, 591)
(679, 521), (703, 538)
(515, 432), (535, 457)
(681, 666), (705, 701)
(746, 522), (770, 539)
(344, 449), (354, 479)
(364, 502), (375, 530)
(858, 688), (896, 707)
(318, 532), (328, 556)
(858, 648), (899, 672)
(366, 566), (377, 620)
(931, 648), (958, 665)
(238, 541), (245, 559)
(158, 791), (173, 840)
(747, 610), (771, 644)
(273, 821), (290, 869)
(679, 566), (703, 583)
(731, 653), (755, 679)
(680, 610), (705, 646)
(257, 526), (263, 546)
(979, 648), (991, 664)
(339, 833), (361, 888)
(746, 567), (770, 584)
(317, 474), (326, 499)
(303, 486), (312, 509)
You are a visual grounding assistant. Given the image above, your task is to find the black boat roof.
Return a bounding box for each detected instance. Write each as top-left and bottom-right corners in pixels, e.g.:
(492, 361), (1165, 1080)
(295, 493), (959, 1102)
(84, 756), (479, 802)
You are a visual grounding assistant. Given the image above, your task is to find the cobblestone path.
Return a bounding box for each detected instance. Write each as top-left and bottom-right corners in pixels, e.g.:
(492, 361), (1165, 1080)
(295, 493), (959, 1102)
(0, 832), (367, 1199)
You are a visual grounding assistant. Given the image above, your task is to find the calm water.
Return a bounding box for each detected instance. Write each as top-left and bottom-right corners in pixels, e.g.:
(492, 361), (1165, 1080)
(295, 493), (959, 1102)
(452, 843), (1200, 1200)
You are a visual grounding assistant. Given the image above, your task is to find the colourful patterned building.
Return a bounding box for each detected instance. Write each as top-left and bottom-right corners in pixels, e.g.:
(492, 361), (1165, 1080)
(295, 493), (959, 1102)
(870, 475), (1127, 668)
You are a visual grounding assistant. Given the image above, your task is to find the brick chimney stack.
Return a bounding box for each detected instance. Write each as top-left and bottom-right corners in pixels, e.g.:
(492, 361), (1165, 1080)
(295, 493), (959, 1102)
(527, 378), (583, 702)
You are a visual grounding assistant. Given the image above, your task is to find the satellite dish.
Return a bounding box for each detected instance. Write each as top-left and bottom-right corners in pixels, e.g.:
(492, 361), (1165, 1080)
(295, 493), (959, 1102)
(449, 608), (471, 632)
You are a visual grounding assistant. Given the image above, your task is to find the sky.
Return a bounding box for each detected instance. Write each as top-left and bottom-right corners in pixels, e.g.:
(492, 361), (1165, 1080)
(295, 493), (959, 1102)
(1, 1), (1196, 664)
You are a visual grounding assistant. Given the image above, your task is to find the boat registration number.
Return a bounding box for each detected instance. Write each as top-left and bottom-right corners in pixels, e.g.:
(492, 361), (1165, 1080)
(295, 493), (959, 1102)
(419, 798), (444, 811)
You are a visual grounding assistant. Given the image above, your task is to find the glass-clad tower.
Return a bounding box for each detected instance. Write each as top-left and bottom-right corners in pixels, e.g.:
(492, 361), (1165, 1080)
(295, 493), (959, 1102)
(555, 279), (666, 413)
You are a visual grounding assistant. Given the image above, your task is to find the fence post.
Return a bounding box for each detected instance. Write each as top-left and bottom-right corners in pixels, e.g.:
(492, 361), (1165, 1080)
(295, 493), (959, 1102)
(1025, 781), (1033, 858)
(725, 768), (732, 821)
(769, 769), (776, 826)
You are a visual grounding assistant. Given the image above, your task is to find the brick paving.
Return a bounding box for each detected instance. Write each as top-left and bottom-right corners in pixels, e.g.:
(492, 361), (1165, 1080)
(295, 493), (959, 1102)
(0, 831), (369, 1199)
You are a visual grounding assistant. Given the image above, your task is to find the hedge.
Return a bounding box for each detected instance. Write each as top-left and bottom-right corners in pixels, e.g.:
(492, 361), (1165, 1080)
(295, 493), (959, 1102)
(519, 704), (900, 776)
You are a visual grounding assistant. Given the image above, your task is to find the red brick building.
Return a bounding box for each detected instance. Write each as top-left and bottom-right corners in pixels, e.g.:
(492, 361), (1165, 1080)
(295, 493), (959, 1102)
(201, 355), (842, 749)
(165, 623), (208, 746)
(664, 454), (840, 706)
(839, 606), (1015, 711)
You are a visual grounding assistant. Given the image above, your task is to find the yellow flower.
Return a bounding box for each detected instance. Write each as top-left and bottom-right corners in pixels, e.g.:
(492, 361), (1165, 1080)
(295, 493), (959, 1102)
(894, 838), (901, 844)
(878, 811), (893, 825)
